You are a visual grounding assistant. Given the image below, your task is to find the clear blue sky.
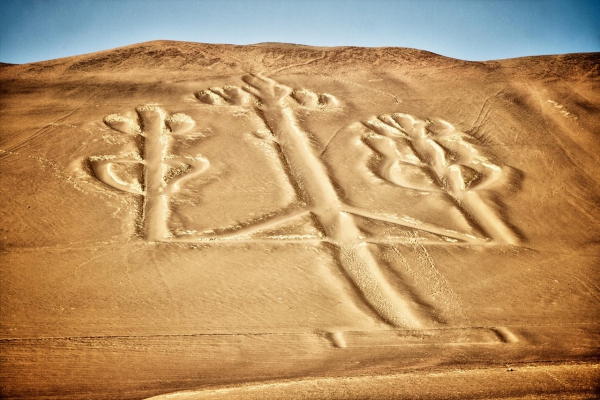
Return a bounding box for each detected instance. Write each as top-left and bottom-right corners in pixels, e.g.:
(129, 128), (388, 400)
(0, 0), (598, 63)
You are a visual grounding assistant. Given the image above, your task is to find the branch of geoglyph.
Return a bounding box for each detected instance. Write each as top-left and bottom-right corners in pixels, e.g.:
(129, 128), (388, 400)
(89, 158), (143, 195)
(94, 107), (210, 243)
(194, 75), (340, 142)
(364, 114), (518, 244)
(163, 156), (210, 195)
(196, 86), (254, 107)
(241, 73), (293, 106)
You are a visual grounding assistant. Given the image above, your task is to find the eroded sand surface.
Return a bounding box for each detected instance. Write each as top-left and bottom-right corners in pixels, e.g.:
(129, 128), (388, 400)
(0, 42), (599, 398)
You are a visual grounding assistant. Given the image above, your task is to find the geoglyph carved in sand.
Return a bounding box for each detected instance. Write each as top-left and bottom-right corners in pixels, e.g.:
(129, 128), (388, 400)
(87, 74), (519, 329)
(89, 106), (209, 241)
(361, 113), (519, 245)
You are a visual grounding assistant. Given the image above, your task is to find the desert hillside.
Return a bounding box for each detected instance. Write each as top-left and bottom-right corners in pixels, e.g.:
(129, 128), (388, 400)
(1, 41), (599, 399)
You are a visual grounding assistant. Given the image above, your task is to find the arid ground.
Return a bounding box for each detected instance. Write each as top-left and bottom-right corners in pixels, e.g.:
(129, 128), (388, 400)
(0, 41), (599, 399)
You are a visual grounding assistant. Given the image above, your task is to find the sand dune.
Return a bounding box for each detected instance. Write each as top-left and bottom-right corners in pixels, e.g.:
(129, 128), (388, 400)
(0, 41), (598, 399)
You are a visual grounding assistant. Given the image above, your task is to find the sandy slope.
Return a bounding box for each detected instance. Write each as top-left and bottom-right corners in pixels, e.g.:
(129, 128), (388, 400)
(0, 41), (598, 398)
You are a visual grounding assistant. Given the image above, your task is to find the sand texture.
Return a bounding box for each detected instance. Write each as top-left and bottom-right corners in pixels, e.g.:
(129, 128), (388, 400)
(0, 41), (599, 398)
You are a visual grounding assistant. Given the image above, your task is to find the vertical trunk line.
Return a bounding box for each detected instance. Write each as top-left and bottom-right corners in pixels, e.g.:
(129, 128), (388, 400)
(139, 108), (169, 242)
(257, 104), (426, 328)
